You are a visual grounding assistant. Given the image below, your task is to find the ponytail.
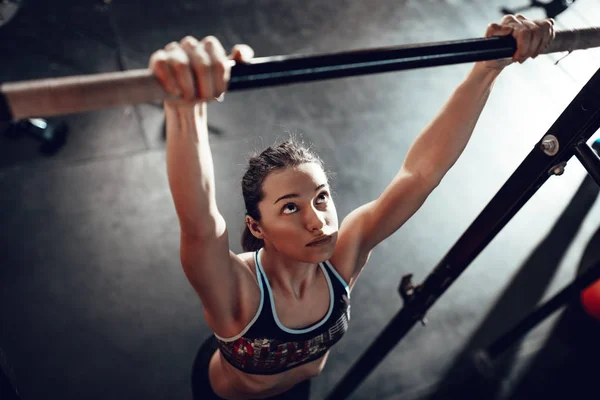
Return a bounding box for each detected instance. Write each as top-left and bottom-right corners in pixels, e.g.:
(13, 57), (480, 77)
(241, 225), (264, 252)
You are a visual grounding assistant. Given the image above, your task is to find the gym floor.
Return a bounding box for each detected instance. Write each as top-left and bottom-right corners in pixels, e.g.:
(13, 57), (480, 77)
(1, 0), (600, 399)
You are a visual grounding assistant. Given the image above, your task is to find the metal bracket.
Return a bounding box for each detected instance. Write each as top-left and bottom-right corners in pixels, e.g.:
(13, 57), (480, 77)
(398, 274), (428, 326)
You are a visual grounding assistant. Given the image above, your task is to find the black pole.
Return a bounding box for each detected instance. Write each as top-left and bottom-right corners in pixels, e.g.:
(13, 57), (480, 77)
(574, 142), (600, 186)
(486, 260), (600, 359)
(227, 36), (516, 91)
(326, 67), (600, 400)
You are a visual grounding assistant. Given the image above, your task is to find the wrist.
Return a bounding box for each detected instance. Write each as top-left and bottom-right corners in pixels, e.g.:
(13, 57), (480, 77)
(471, 62), (503, 81)
(164, 102), (207, 130)
(164, 101), (206, 119)
(462, 63), (502, 92)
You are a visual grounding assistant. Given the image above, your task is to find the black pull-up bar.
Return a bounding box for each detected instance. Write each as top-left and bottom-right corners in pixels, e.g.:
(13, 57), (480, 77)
(1, 27), (599, 122)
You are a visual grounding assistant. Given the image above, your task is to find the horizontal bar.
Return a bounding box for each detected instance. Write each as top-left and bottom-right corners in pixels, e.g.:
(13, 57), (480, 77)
(1, 27), (600, 122)
(227, 36), (515, 91)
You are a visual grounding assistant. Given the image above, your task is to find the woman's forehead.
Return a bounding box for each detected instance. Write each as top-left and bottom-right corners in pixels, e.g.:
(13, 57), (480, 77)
(262, 164), (328, 195)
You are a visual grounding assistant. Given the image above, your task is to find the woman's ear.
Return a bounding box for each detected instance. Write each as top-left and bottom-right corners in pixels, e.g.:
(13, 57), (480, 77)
(245, 216), (264, 239)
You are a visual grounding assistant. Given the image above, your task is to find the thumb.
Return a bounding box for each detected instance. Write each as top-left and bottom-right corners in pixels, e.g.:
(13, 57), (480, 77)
(229, 44), (255, 62)
(486, 23), (514, 38)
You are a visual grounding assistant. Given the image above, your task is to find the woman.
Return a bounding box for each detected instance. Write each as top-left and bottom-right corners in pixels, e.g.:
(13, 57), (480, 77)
(149, 14), (555, 400)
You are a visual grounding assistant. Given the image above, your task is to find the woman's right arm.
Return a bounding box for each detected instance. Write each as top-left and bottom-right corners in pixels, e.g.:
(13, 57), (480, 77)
(150, 37), (258, 333)
(166, 101), (243, 330)
(165, 102), (223, 238)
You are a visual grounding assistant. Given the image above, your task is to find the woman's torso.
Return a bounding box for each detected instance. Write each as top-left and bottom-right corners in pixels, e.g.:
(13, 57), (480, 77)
(208, 248), (357, 399)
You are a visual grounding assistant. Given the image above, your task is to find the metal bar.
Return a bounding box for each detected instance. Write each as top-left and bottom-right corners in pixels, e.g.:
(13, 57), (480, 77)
(2, 27), (600, 122)
(326, 68), (600, 400)
(486, 260), (600, 359)
(227, 36), (516, 91)
(574, 142), (600, 187)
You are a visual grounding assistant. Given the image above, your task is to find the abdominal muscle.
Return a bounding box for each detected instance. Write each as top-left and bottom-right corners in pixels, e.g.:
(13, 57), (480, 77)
(208, 347), (330, 400)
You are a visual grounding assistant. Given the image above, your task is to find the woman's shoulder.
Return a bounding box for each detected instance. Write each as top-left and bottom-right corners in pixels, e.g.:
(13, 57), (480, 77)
(235, 251), (259, 281)
(329, 229), (368, 290)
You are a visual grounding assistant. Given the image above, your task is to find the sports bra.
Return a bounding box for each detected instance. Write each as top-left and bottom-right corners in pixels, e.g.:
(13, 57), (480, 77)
(214, 248), (351, 375)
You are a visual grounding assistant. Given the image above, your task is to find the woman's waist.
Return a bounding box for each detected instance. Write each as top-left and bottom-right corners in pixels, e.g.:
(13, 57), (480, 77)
(211, 350), (329, 399)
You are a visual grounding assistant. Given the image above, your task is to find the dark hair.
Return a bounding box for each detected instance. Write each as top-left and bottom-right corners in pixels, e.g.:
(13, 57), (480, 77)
(241, 134), (331, 252)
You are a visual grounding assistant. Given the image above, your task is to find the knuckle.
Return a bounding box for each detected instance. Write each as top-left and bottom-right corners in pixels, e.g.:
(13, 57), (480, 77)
(181, 35), (198, 45)
(170, 56), (188, 71)
(196, 51), (211, 68)
(515, 28), (529, 39)
(180, 40), (195, 51)
(202, 35), (219, 49)
(149, 50), (167, 66)
(165, 41), (180, 50)
(203, 35), (219, 44)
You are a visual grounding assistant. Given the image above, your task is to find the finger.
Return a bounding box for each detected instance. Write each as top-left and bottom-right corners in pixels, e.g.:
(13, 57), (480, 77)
(229, 44), (255, 62)
(180, 36), (212, 100)
(149, 49), (180, 97)
(498, 15), (524, 61)
(203, 36), (230, 98)
(500, 13), (523, 28)
(521, 19), (542, 60)
(485, 22), (513, 38)
(532, 20), (550, 57)
(165, 42), (196, 101)
(512, 25), (532, 63)
(512, 15), (535, 61)
(534, 19), (555, 56)
(515, 13), (528, 21)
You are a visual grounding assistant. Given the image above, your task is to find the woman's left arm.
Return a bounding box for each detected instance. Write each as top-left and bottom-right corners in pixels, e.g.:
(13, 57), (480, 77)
(401, 15), (555, 186)
(340, 15), (555, 271)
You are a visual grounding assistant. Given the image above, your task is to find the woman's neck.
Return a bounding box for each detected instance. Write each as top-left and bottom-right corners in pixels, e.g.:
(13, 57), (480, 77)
(258, 246), (321, 300)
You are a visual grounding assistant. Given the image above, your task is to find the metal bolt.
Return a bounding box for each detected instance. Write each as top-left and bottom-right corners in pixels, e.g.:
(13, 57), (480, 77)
(541, 135), (559, 156)
(541, 140), (555, 152)
(548, 161), (567, 176)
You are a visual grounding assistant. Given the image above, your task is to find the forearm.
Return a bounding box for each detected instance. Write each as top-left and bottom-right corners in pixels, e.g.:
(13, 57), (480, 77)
(402, 63), (502, 184)
(166, 103), (224, 237)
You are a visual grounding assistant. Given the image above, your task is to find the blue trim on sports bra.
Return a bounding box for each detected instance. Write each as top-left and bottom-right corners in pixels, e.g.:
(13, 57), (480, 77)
(324, 260), (350, 295)
(255, 247), (335, 334)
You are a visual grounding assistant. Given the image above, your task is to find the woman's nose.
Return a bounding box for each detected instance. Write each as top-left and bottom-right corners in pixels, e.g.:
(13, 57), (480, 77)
(305, 207), (326, 231)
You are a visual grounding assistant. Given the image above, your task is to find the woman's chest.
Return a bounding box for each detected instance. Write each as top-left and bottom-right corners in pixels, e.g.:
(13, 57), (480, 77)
(271, 275), (331, 329)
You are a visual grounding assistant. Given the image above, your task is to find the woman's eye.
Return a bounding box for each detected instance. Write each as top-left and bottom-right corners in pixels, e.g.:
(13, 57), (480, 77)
(316, 192), (329, 204)
(282, 203), (298, 214)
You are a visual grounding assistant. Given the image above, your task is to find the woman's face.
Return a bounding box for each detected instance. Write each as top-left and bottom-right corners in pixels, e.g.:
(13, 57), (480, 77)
(253, 163), (338, 263)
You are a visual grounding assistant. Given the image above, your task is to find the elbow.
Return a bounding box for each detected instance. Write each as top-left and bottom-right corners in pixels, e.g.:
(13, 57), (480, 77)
(180, 213), (227, 241)
(424, 173), (443, 191)
(402, 166), (443, 192)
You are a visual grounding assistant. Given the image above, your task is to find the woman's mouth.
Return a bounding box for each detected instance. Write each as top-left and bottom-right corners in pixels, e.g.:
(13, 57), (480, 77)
(307, 236), (333, 247)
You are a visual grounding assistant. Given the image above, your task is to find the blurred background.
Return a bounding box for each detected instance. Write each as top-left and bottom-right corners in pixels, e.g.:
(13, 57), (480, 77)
(1, 0), (600, 399)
